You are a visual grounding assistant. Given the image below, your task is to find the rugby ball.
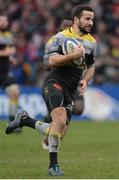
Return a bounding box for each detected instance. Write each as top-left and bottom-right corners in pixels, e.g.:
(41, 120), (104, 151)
(62, 38), (84, 66)
(62, 38), (81, 55)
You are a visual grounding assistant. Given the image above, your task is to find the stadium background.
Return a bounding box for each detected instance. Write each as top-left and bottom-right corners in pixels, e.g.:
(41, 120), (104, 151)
(0, 0), (119, 121)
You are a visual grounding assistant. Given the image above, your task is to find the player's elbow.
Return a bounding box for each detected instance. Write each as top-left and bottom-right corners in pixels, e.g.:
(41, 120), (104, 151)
(87, 65), (95, 71)
(49, 56), (57, 67)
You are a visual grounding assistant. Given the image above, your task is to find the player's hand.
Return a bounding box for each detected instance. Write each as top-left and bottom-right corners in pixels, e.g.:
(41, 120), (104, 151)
(73, 45), (85, 59)
(79, 79), (87, 96)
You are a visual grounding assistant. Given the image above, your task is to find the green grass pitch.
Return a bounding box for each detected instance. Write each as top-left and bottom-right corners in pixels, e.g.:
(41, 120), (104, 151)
(0, 120), (119, 179)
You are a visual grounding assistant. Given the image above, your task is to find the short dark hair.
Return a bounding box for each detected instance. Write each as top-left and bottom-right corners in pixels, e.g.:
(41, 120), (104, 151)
(72, 5), (94, 21)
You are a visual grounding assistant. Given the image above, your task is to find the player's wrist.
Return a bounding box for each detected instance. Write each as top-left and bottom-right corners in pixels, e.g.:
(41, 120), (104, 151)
(82, 78), (88, 84)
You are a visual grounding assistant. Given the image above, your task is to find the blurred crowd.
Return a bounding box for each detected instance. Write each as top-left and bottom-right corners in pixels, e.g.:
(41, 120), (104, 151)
(0, 0), (119, 86)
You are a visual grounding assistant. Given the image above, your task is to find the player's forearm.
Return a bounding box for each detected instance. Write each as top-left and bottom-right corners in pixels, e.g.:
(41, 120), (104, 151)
(0, 47), (16, 56)
(49, 45), (85, 67)
(49, 54), (76, 67)
(83, 66), (95, 83)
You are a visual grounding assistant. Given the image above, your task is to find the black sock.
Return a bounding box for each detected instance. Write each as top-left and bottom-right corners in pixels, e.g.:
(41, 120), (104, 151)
(49, 152), (58, 167)
(43, 115), (51, 124)
(9, 116), (15, 122)
(21, 116), (36, 129)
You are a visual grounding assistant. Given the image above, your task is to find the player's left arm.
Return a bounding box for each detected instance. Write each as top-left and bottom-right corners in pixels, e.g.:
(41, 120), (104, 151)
(80, 66), (95, 96)
(82, 65), (95, 82)
(80, 41), (96, 95)
(0, 45), (16, 57)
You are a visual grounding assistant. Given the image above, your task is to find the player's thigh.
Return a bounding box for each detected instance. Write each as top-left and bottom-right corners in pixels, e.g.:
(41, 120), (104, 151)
(42, 80), (64, 113)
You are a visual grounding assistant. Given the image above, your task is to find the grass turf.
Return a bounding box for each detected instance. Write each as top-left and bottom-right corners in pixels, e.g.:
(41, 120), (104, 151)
(0, 120), (119, 179)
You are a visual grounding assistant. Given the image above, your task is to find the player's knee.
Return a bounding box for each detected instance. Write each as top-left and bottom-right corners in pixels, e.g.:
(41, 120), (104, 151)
(51, 107), (67, 127)
(5, 84), (19, 99)
(73, 106), (84, 115)
(73, 100), (84, 115)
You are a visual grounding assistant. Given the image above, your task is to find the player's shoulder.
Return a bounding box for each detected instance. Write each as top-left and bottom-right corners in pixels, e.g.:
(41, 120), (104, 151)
(60, 28), (70, 35)
(47, 35), (55, 45)
(0, 30), (12, 36)
(54, 28), (70, 39)
(55, 29), (96, 42)
(59, 28), (74, 39)
(50, 31), (68, 45)
(83, 33), (96, 43)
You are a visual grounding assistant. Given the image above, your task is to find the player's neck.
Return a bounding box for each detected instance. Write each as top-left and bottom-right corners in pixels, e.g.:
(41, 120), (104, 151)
(72, 24), (84, 36)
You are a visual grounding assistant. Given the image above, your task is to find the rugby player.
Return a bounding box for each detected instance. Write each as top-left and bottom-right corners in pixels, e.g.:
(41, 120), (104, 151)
(0, 12), (20, 131)
(6, 5), (96, 176)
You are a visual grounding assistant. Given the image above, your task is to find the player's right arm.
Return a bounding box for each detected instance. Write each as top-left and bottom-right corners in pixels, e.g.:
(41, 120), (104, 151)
(49, 38), (85, 67)
(0, 46), (16, 56)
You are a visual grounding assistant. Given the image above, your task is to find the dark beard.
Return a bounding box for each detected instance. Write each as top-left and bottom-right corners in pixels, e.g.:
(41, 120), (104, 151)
(79, 26), (88, 34)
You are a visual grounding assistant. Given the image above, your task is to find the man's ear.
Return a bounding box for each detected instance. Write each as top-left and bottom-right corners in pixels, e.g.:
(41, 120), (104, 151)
(74, 16), (79, 24)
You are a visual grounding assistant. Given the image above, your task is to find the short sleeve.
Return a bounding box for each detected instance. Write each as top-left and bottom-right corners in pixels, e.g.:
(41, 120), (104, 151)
(85, 41), (97, 67)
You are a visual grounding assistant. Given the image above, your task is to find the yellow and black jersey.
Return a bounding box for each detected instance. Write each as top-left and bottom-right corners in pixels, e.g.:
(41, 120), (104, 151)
(0, 30), (13, 49)
(45, 27), (97, 92)
(49, 27), (96, 67)
(0, 30), (13, 60)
